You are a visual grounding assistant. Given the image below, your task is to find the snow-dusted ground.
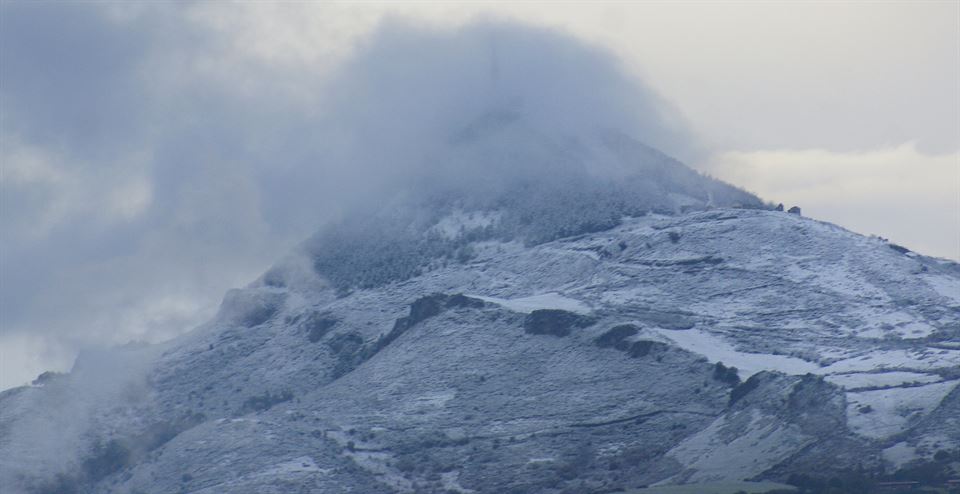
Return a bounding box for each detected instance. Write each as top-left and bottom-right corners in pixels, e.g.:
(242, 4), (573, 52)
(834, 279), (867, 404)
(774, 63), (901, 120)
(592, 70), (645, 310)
(817, 349), (960, 374)
(845, 380), (960, 439)
(3, 208), (958, 493)
(824, 371), (942, 389)
(663, 409), (811, 484)
(924, 274), (960, 305)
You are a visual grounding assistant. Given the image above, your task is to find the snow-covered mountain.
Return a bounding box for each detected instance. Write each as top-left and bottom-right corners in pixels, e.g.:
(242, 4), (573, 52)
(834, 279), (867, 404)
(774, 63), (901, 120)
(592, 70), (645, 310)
(2, 126), (958, 494)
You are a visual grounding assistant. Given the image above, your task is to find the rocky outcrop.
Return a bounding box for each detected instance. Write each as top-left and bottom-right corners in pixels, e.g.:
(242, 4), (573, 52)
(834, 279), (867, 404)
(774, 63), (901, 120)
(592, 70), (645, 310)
(379, 293), (486, 348)
(594, 324), (640, 348)
(302, 313), (338, 343)
(523, 309), (597, 337)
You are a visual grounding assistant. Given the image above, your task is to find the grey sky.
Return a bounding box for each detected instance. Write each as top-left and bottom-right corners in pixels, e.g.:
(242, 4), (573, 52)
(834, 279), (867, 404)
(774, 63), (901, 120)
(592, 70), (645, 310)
(1, 1), (957, 390)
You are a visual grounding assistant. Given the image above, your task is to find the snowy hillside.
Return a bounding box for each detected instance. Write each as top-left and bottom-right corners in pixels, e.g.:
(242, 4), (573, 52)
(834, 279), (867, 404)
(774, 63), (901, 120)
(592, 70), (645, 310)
(1, 130), (958, 494)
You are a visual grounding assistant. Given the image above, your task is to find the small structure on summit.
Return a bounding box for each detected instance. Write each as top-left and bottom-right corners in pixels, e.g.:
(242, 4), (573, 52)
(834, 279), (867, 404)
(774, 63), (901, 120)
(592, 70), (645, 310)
(788, 206), (801, 216)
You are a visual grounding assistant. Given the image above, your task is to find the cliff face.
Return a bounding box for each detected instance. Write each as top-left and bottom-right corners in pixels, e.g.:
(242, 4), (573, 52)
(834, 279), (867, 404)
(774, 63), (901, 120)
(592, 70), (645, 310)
(2, 131), (957, 494)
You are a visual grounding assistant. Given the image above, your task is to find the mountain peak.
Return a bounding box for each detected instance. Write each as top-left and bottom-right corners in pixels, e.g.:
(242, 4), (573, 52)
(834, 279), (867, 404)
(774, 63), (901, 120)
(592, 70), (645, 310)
(303, 131), (762, 293)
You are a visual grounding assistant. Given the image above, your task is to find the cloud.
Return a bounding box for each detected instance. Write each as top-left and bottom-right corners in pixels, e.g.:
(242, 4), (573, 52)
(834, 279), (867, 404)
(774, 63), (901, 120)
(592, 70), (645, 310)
(1, 2), (955, 391)
(704, 143), (959, 260)
(0, 2), (324, 389)
(0, 136), (152, 237)
(0, 4), (692, 390)
(487, 2), (960, 155)
(185, 1), (958, 155)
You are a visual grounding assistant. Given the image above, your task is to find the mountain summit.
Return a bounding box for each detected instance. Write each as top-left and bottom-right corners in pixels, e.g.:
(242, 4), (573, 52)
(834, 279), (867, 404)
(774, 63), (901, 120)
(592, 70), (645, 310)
(302, 119), (762, 293)
(2, 125), (958, 493)
(2, 20), (958, 494)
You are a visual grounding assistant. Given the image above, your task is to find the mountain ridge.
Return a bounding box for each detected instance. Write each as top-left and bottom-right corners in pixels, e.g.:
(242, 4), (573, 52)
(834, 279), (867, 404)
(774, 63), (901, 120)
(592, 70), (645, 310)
(2, 132), (958, 494)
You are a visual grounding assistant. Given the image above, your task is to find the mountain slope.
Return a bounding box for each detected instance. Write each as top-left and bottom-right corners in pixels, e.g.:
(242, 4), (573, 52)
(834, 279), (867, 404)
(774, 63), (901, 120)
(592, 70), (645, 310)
(4, 208), (958, 493)
(1, 131), (958, 494)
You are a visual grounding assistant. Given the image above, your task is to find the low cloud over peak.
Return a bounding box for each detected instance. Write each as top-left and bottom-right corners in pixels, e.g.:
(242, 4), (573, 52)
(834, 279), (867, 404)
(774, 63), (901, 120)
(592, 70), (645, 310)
(0, 6), (697, 390)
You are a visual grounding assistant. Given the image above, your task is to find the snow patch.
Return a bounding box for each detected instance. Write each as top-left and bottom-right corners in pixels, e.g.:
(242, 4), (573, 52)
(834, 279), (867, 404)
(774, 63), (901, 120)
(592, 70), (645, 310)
(882, 442), (918, 469)
(654, 328), (820, 378)
(527, 457), (557, 464)
(440, 470), (475, 493)
(430, 210), (501, 240)
(469, 292), (592, 315)
(259, 456), (323, 476)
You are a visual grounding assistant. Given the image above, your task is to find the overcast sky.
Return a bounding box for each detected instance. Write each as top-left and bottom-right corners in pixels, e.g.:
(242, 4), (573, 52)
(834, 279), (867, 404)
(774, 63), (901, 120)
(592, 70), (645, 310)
(1, 1), (957, 390)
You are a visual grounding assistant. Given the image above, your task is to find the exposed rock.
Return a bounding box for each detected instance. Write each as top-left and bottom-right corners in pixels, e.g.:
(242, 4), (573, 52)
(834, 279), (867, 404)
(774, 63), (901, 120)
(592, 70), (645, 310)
(889, 243), (911, 254)
(216, 288), (285, 327)
(712, 361), (741, 386)
(303, 313), (338, 343)
(594, 324), (640, 348)
(30, 371), (64, 386)
(240, 389), (294, 414)
(523, 309), (597, 337)
(729, 373), (764, 406)
(634, 310), (697, 330)
(381, 294), (485, 347)
(627, 340), (667, 358)
(445, 293), (486, 309)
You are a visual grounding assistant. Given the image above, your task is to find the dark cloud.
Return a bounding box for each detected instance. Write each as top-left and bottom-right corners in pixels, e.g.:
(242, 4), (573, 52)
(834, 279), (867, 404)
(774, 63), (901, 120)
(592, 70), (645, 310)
(0, 1), (151, 158)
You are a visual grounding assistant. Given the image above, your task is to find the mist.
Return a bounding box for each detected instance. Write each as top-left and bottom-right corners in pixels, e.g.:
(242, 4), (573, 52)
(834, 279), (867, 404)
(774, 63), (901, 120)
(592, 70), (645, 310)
(0, 10), (714, 488)
(3, 4), (958, 492)
(0, 5), (696, 390)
